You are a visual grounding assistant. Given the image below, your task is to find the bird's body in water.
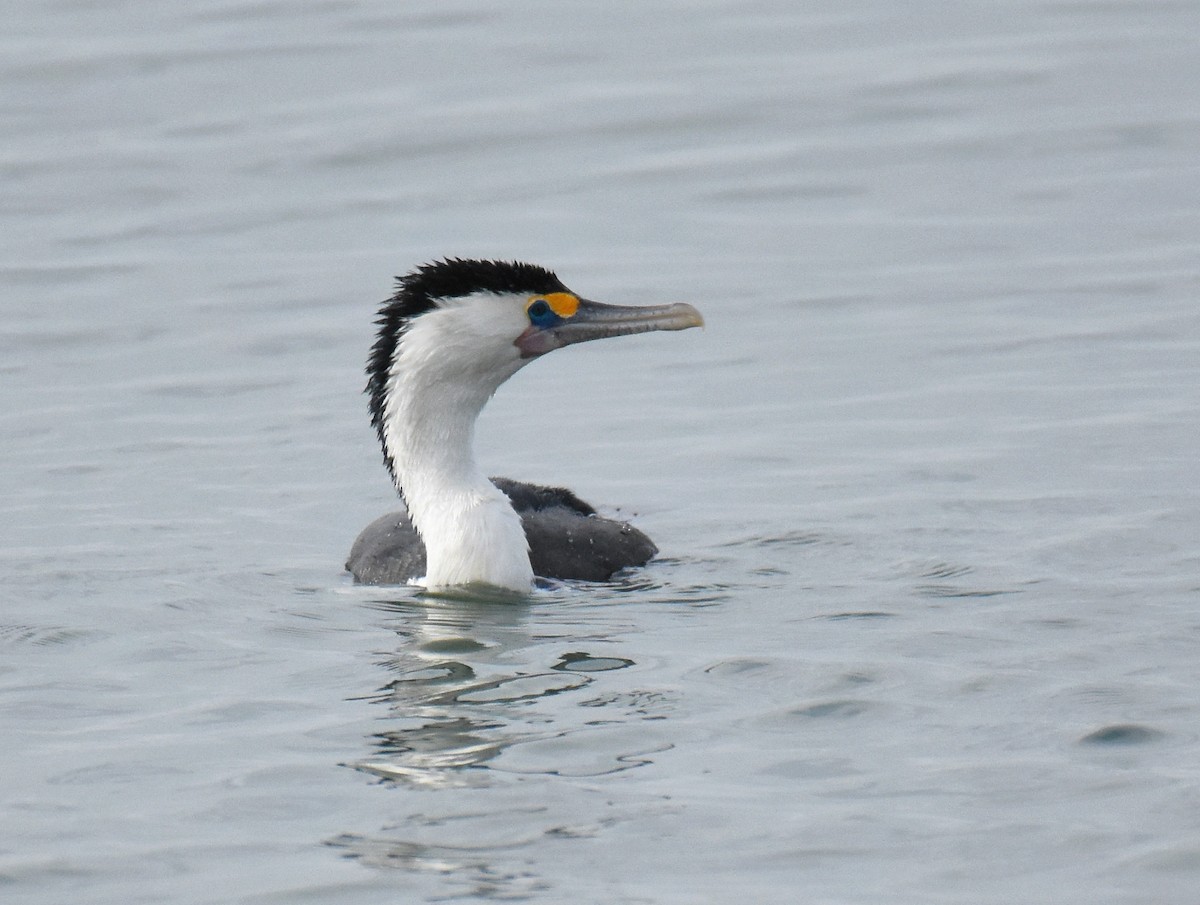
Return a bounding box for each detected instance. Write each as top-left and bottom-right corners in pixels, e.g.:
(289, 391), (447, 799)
(345, 258), (703, 594)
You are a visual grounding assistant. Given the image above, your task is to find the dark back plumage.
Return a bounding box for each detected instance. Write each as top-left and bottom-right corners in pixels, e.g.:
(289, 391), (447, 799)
(366, 258), (570, 481)
(346, 478), (657, 585)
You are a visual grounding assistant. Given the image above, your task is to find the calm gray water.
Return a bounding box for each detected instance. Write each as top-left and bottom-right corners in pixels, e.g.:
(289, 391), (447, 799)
(4, 1), (1200, 902)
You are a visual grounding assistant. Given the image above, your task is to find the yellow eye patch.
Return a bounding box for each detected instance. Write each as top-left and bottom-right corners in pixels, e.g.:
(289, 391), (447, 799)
(528, 292), (579, 318)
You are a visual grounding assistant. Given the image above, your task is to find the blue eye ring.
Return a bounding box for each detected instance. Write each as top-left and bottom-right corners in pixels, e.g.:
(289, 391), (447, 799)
(527, 298), (558, 328)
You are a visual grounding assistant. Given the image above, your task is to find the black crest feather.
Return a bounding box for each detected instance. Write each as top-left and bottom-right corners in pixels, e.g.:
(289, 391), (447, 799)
(366, 259), (570, 482)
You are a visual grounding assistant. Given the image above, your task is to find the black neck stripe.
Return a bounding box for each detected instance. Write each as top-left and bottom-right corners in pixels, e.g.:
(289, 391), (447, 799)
(365, 259), (570, 483)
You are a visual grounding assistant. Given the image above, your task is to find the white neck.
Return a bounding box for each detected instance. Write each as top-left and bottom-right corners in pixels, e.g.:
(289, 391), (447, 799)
(380, 297), (534, 592)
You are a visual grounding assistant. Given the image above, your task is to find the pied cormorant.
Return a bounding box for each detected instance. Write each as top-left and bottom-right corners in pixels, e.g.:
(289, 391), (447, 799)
(345, 258), (703, 593)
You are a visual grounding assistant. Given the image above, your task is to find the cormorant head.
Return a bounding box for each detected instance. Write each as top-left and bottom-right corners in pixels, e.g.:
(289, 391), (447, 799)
(367, 258), (703, 475)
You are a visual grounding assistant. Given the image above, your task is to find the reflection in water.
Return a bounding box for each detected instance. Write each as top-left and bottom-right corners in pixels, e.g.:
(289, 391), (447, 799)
(349, 595), (634, 786)
(326, 829), (553, 900)
(333, 593), (662, 894)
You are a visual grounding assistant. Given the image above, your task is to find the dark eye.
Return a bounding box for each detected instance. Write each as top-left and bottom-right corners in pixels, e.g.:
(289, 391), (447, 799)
(527, 299), (556, 327)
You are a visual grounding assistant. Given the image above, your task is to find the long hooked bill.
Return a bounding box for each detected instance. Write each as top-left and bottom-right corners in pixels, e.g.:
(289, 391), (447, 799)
(516, 299), (704, 358)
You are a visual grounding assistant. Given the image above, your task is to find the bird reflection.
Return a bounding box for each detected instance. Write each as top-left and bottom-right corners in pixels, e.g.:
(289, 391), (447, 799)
(331, 593), (667, 897)
(348, 595), (633, 788)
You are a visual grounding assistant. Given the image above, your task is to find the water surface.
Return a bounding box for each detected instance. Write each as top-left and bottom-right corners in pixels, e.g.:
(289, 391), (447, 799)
(3, 1), (1200, 902)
